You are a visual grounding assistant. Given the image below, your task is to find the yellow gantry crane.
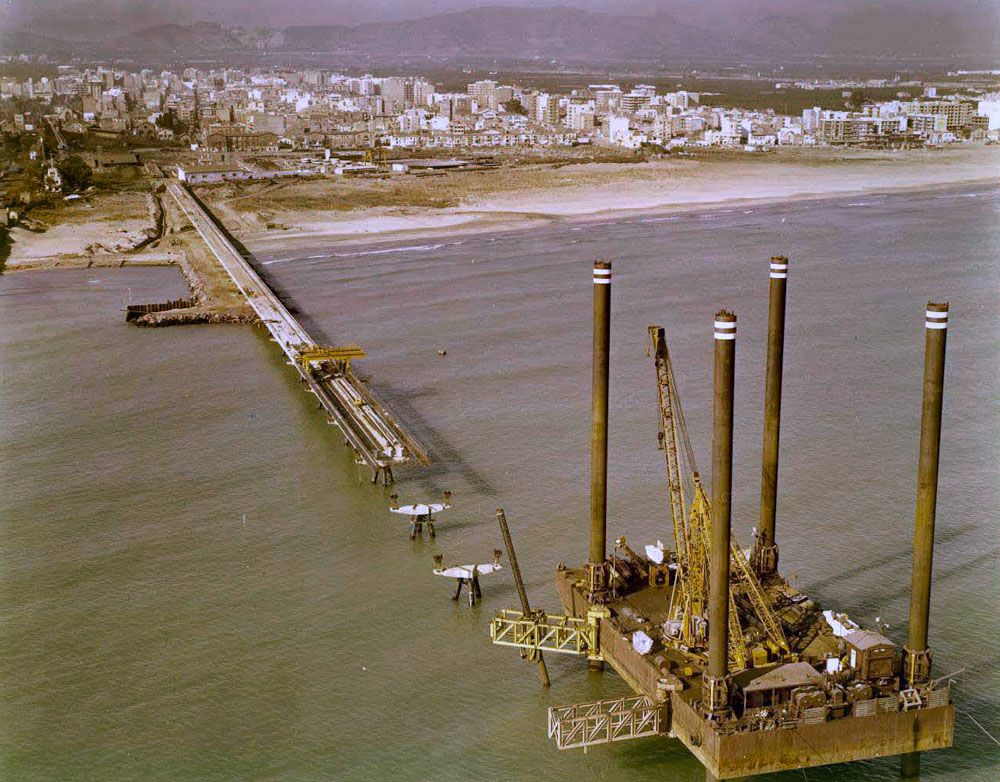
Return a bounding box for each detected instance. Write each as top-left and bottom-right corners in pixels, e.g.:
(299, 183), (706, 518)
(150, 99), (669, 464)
(296, 345), (367, 373)
(647, 326), (788, 671)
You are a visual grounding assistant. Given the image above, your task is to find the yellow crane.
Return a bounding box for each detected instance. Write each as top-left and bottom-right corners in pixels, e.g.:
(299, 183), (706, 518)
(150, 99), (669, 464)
(647, 326), (788, 671)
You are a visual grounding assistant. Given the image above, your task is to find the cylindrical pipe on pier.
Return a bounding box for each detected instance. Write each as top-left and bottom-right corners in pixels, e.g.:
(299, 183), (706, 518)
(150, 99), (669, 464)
(708, 310), (736, 713)
(589, 260), (612, 569)
(904, 302), (949, 687)
(755, 256), (788, 576)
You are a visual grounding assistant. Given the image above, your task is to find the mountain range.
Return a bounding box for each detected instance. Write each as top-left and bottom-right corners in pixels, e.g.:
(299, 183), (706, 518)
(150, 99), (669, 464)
(3, 3), (998, 63)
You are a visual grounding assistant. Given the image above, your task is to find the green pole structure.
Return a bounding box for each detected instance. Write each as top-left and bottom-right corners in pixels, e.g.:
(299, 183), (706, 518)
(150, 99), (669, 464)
(707, 310), (736, 716)
(755, 256), (788, 577)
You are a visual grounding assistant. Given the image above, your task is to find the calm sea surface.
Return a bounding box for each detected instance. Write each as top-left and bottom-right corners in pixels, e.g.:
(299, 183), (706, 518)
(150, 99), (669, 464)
(2, 184), (998, 782)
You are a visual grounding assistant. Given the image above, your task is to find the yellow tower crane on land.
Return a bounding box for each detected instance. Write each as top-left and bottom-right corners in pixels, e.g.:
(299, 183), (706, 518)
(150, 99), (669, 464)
(647, 326), (789, 671)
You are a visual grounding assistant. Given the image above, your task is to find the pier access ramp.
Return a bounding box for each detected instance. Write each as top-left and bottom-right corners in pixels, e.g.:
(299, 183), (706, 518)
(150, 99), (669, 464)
(167, 181), (429, 482)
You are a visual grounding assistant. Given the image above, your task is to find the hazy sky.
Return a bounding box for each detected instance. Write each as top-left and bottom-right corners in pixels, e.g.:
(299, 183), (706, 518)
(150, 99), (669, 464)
(6, 0), (998, 45)
(5, 0), (987, 27)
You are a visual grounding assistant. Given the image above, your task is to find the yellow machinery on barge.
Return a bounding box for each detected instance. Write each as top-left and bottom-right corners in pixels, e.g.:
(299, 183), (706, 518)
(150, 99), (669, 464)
(491, 257), (955, 779)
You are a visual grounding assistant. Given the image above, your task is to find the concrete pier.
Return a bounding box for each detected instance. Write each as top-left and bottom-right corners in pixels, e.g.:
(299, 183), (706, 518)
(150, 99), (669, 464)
(167, 181), (428, 482)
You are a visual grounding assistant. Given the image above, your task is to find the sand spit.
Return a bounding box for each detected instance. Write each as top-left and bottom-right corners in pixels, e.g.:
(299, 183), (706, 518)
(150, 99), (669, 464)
(5, 188), (255, 326)
(215, 146), (999, 251)
(5, 147), (995, 324)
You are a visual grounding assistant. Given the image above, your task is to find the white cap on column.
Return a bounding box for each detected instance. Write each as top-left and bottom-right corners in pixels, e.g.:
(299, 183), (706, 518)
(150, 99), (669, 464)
(593, 259), (612, 285)
(714, 311), (737, 341)
(925, 303), (948, 330)
(770, 255), (788, 279)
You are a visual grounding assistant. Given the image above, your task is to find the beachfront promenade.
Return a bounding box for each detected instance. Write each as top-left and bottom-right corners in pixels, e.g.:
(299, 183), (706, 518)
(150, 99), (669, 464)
(167, 181), (429, 483)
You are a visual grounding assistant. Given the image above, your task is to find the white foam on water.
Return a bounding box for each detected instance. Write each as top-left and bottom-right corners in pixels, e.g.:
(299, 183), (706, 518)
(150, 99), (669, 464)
(333, 243), (446, 258)
(262, 253), (331, 266)
(934, 191), (986, 200)
(263, 243), (447, 265)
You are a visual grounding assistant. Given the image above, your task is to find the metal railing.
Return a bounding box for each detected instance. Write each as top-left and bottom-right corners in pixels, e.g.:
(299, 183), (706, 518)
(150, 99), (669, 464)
(548, 695), (664, 750)
(489, 609), (600, 657)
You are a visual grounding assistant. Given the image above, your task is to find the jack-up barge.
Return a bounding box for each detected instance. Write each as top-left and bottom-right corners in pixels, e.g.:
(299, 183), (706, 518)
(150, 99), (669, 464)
(491, 258), (955, 779)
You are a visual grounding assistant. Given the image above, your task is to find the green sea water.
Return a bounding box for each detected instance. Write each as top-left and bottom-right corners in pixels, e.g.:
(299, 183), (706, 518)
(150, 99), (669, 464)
(2, 185), (998, 781)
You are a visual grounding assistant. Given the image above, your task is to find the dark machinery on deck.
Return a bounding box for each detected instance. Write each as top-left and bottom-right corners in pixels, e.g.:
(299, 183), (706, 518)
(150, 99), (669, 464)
(490, 257), (956, 780)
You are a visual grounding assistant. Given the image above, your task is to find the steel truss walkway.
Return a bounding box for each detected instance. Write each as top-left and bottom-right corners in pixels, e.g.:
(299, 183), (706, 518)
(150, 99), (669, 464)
(548, 696), (665, 750)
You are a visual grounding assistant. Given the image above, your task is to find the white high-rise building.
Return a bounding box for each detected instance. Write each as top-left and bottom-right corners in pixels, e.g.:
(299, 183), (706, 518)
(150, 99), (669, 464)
(977, 97), (1000, 130)
(565, 102), (596, 132)
(801, 106), (822, 132)
(468, 80), (499, 111)
(606, 114), (631, 145)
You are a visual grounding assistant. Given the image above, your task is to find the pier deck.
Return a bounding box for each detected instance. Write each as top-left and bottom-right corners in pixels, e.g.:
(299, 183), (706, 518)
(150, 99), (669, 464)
(167, 181), (428, 482)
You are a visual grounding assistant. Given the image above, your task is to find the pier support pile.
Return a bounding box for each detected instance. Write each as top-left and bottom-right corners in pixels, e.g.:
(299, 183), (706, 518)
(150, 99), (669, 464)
(588, 259), (612, 603)
(902, 301), (949, 778)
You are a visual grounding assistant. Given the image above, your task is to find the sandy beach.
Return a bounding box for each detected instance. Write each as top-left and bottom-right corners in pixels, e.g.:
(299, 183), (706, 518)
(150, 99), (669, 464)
(2, 186), (252, 325)
(212, 146), (999, 251)
(4, 191), (158, 264)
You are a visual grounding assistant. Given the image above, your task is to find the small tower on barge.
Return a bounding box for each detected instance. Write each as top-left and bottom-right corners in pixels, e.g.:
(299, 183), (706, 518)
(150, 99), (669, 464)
(490, 259), (956, 779)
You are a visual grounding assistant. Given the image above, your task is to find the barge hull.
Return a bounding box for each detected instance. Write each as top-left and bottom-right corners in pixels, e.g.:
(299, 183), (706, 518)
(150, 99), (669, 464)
(672, 694), (954, 780)
(555, 568), (954, 779)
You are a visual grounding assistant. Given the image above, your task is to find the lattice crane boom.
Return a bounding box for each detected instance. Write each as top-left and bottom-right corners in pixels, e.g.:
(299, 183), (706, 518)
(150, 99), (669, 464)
(730, 541), (790, 653)
(647, 326), (691, 570)
(649, 324), (789, 671)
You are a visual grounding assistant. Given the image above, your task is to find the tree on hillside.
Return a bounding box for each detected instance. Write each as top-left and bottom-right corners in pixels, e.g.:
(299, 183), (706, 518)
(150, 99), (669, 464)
(503, 98), (527, 115)
(156, 108), (189, 136)
(23, 159), (44, 183)
(57, 155), (92, 192)
(846, 89), (873, 110)
(3, 159), (46, 205)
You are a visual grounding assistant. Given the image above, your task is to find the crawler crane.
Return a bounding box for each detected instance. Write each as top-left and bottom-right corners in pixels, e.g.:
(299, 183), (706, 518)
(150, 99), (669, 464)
(648, 325), (789, 671)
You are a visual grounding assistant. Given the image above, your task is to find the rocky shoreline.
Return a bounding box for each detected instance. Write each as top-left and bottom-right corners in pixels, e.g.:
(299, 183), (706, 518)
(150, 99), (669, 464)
(131, 307), (259, 327)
